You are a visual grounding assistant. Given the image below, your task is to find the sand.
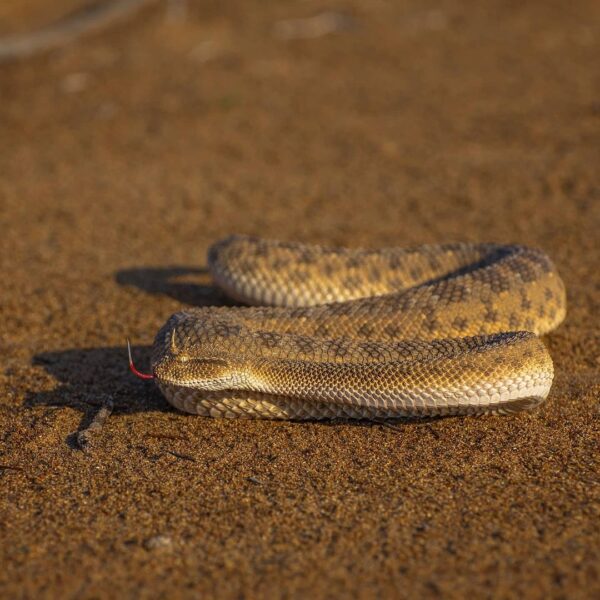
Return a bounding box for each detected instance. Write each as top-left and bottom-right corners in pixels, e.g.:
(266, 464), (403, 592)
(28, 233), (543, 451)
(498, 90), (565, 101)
(0, 1), (599, 598)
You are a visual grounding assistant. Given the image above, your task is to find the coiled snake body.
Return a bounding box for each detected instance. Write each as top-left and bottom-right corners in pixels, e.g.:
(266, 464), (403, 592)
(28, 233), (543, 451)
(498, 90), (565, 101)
(149, 236), (566, 420)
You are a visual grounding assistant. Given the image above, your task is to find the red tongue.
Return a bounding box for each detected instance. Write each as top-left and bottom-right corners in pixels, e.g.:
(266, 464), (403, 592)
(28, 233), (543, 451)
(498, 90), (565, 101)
(127, 339), (154, 380)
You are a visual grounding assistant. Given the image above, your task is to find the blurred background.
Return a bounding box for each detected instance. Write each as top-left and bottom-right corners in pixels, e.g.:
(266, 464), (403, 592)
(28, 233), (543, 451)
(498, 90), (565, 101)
(1, 1), (598, 598)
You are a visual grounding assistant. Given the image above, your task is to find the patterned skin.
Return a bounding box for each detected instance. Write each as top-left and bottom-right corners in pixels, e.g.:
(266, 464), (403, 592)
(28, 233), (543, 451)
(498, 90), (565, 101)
(150, 235), (566, 419)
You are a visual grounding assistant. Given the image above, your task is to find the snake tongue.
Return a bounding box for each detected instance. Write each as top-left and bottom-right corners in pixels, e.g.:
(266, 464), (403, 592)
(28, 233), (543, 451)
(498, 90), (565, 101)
(127, 338), (154, 380)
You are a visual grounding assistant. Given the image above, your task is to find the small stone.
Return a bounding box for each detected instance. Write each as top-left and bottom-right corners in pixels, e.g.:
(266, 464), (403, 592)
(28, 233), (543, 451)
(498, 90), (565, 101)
(143, 535), (174, 551)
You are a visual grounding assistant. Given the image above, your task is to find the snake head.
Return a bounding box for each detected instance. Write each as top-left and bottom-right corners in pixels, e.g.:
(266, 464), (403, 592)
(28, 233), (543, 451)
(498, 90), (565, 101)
(151, 311), (247, 389)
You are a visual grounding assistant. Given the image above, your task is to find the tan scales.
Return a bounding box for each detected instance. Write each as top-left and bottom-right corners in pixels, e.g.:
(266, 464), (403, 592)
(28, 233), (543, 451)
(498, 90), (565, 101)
(149, 235), (566, 419)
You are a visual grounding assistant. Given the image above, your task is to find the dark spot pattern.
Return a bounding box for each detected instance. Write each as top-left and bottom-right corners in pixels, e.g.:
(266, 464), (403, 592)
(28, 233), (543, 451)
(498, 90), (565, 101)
(214, 322), (242, 338)
(298, 251), (317, 265)
(272, 258), (291, 270)
(410, 267), (423, 280)
(368, 267), (382, 283)
(424, 318), (440, 333)
(518, 262), (538, 283)
(484, 309), (499, 323)
(256, 331), (282, 348)
(527, 251), (553, 273)
(357, 323), (374, 337)
(314, 324), (330, 338)
(343, 276), (362, 289)
(294, 337), (315, 353)
(490, 273), (511, 294)
(327, 340), (350, 358)
(448, 283), (469, 303)
(384, 325), (401, 338)
(452, 317), (468, 331)
(388, 255), (404, 270)
(254, 243), (270, 257)
(359, 342), (385, 360)
(428, 256), (441, 271)
(323, 263), (336, 278)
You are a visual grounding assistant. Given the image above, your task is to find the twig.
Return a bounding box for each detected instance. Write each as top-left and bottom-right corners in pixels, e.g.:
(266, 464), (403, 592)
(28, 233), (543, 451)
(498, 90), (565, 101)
(424, 424), (440, 439)
(76, 395), (114, 449)
(369, 418), (404, 432)
(0, 0), (158, 62)
(166, 450), (196, 462)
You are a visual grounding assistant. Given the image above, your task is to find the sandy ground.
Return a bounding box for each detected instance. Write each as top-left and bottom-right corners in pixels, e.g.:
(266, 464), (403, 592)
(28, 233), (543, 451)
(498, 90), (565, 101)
(1, 1), (599, 598)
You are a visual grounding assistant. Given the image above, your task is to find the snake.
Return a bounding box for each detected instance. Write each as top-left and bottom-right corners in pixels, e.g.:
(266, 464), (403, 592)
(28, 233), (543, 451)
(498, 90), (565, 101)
(129, 235), (566, 420)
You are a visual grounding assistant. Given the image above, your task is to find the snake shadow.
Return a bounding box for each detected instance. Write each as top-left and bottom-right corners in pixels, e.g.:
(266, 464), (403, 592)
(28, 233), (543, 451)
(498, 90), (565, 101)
(25, 344), (168, 447)
(25, 266), (234, 449)
(114, 265), (237, 307)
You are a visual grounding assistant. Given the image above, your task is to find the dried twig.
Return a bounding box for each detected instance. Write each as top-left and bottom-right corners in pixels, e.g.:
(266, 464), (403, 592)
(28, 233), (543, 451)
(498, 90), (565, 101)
(76, 395), (114, 449)
(166, 450), (196, 462)
(369, 418), (404, 432)
(0, 0), (158, 62)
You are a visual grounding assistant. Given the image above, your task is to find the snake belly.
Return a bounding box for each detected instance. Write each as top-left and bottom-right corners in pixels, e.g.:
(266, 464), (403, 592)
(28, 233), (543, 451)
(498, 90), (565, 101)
(150, 235), (566, 419)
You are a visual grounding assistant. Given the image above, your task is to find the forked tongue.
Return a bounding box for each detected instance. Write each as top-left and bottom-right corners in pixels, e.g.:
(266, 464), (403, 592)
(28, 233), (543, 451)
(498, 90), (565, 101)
(127, 338), (154, 380)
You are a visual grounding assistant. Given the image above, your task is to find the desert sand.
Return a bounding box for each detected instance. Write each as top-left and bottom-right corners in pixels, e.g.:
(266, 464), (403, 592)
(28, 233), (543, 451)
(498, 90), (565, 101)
(0, 1), (598, 598)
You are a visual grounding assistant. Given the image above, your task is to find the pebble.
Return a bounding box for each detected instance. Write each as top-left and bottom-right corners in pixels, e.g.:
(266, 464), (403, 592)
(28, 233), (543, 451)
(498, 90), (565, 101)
(144, 535), (174, 551)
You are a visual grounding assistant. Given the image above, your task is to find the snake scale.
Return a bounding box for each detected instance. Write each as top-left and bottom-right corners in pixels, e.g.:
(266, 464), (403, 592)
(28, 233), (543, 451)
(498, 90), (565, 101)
(137, 235), (566, 420)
